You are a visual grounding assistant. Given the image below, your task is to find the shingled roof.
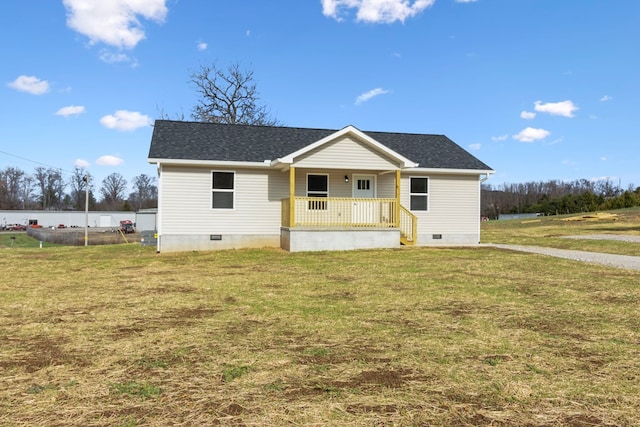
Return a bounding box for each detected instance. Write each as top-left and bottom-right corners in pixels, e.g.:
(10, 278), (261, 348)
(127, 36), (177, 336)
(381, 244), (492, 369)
(148, 120), (493, 171)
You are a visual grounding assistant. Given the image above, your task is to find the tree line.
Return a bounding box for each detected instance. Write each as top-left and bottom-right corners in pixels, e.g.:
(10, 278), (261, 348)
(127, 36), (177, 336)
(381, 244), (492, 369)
(481, 178), (640, 219)
(0, 166), (157, 212)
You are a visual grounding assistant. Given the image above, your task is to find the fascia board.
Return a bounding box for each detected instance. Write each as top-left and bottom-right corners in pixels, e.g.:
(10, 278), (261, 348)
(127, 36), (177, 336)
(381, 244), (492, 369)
(407, 167), (496, 176)
(148, 158), (273, 168)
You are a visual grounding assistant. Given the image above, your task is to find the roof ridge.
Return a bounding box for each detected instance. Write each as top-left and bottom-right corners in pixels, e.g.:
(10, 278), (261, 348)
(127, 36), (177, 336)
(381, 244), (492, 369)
(154, 119), (444, 137)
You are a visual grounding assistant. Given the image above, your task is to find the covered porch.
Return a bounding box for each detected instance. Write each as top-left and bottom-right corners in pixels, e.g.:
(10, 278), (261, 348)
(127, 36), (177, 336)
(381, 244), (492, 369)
(279, 167), (417, 252)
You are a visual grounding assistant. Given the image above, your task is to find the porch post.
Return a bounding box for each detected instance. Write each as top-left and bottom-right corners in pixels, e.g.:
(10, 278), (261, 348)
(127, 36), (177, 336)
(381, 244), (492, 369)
(395, 169), (401, 227)
(289, 167), (296, 228)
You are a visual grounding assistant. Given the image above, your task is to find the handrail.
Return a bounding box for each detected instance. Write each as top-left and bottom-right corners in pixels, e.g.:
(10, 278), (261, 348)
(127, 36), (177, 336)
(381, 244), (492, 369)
(399, 205), (417, 245)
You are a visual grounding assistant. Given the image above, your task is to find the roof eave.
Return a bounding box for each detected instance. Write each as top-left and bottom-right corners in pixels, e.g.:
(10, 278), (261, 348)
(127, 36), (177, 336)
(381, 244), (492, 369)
(148, 158), (273, 168)
(408, 167), (496, 176)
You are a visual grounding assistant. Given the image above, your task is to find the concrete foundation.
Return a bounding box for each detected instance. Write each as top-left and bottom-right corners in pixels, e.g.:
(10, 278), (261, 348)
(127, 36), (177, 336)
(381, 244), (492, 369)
(416, 233), (480, 246)
(281, 227), (400, 252)
(159, 234), (280, 252)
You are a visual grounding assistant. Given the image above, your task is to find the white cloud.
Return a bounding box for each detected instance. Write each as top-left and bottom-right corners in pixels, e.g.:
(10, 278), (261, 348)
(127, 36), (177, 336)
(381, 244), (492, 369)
(520, 110), (536, 120)
(534, 100), (578, 118)
(100, 110), (152, 131)
(246, 30), (251, 37)
(468, 143), (481, 151)
(96, 155), (124, 166)
(197, 41), (208, 51)
(56, 105), (86, 117)
(75, 158), (90, 168)
(355, 87), (390, 105)
(99, 50), (132, 64)
(513, 127), (550, 143)
(63, 0), (168, 49)
(600, 95), (613, 102)
(322, 0), (436, 23)
(600, 157), (608, 161)
(491, 134), (508, 142)
(591, 175), (618, 183)
(7, 75), (50, 95)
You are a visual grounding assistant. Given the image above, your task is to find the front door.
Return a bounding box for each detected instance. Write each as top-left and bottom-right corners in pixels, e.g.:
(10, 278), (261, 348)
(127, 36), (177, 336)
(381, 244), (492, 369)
(352, 175), (376, 224)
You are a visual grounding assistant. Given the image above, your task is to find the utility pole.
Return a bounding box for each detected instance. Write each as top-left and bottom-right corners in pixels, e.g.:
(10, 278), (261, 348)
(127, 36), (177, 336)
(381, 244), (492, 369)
(83, 174), (90, 246)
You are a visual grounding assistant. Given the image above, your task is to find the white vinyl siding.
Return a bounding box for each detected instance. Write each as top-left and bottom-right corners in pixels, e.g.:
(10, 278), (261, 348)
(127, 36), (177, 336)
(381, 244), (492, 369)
(376, 175), (396, 198)
(401, 173), (480, 235)
(293, 136), (400, 170)
(160, 165), (288, 235)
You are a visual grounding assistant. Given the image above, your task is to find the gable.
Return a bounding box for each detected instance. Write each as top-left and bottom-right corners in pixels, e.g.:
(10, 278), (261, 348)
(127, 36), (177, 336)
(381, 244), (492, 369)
(292, 135), (401, 170)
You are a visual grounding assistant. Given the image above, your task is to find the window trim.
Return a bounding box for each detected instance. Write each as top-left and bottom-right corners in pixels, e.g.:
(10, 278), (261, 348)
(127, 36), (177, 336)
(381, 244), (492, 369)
(211, 170), (235, 210)
(409, 176), (429, 212)
(306, 173), (329, 198)
(306, 173), (329, 210)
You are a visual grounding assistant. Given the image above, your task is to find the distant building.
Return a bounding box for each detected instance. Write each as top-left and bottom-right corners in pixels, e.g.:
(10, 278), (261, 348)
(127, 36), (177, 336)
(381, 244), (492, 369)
(0, 210), (154, 229)
(498, 213), (543, 221)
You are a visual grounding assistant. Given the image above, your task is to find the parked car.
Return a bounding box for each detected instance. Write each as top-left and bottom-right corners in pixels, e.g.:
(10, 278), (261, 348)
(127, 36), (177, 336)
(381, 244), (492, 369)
(6, 224), (27, 231)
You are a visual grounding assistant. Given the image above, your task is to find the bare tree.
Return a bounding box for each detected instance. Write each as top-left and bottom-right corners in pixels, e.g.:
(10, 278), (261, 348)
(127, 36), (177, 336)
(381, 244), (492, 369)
(128, 174), (157, 210)
(0, 166), (25, 209)
(34, 167), (65, 210)
(0, 170), (8, 209)
(189, 62), (281, 126)
(68, 167), (96, 210)
(20, 175), (35, 209)
(100, 173), (128, 210)
(156, 104), (185, 121)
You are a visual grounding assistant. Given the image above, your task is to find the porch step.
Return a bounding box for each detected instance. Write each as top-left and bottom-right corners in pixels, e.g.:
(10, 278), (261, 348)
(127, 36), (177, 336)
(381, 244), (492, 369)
(400, 236), (415, 246)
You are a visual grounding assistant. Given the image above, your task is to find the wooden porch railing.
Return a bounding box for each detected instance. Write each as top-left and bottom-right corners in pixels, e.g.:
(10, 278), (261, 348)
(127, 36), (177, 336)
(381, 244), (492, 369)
(282, 197), (398, 228)
(399, 205), (417, 246)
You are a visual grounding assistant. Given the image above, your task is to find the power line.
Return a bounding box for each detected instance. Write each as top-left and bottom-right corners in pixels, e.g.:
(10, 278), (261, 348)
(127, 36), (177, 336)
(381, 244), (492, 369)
(0, 149), (76, 176)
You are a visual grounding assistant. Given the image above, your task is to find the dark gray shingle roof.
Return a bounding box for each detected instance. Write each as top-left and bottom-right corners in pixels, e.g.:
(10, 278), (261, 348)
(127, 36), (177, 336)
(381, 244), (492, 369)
(148, 120), (493, 171)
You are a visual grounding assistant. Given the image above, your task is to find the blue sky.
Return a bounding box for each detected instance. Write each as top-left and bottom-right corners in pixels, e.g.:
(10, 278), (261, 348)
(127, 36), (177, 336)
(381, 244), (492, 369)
(1, 0), (638, 192)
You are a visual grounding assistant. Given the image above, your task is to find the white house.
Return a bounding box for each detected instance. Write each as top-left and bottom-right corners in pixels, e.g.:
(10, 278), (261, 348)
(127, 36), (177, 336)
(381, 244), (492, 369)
(148, 120), (494, 252)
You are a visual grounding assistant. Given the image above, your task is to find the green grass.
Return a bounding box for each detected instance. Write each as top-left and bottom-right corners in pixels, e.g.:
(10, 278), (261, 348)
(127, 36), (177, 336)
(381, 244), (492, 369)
(1, 214), (639, 426)
(0, 232), (52, 248)
(110, 381), (162, 399)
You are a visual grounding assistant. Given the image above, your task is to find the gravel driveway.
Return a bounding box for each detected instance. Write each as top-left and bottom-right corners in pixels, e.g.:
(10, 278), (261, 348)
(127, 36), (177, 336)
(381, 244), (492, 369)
(491, 234), (640, 271)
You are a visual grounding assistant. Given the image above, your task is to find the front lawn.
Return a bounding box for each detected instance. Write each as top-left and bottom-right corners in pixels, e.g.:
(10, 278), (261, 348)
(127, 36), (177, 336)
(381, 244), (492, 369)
(1, 241), (639, 425)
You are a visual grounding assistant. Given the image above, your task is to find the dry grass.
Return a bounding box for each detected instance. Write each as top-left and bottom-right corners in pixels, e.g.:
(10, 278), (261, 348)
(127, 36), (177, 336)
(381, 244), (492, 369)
(1, 228), (640, 425)
(482, 207), (640, 257)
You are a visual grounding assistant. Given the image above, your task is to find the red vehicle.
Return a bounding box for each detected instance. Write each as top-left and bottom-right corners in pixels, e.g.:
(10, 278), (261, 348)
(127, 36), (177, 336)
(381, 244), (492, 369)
(4, 224), (27, 231)
(119, 220), (135, 234)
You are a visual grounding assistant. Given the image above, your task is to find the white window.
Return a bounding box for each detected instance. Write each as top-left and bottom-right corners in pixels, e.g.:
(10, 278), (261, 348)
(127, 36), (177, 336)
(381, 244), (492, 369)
(307, 174), (328, 210)
(410, 177), (429, 211)
(212, 171), (234, 209)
